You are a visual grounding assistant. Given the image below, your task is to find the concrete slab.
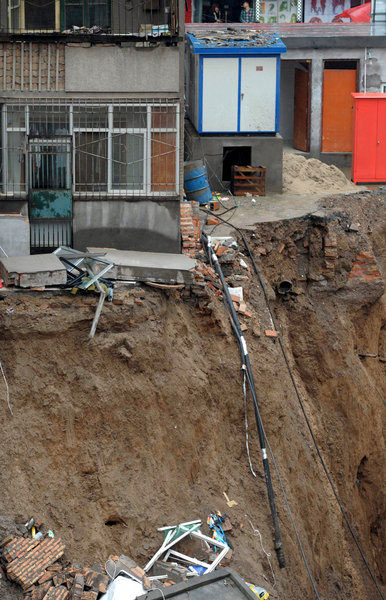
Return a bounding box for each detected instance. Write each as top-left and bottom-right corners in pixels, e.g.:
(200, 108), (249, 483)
(0, 254), (67, 288)
(87, 248), (195, 285)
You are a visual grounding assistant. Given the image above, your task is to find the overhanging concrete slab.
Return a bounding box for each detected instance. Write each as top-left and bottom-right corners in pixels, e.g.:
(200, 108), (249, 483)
(0, 254), (67, 288)
(87, 248), (196, 284)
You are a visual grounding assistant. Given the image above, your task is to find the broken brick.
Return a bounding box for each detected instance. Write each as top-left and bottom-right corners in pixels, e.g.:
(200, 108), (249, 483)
(42, 586), (70, 600)
(265, 330), (278, 337)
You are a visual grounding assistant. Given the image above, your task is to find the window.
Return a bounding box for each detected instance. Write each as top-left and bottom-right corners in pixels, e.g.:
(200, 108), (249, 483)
(381, 83), (386, 93)
(62, 0), (110, 29)
(1, 103), (179, 197)
(8, 0), (110, 31)
(9, 0), (60, 31)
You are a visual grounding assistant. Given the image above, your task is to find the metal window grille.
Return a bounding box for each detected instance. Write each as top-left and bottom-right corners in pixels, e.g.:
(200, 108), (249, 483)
(3, 0), (179, 36)
(0, 97), (181, 198)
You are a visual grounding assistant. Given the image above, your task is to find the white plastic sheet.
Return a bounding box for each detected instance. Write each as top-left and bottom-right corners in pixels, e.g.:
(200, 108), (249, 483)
(100, 575), (145, 600)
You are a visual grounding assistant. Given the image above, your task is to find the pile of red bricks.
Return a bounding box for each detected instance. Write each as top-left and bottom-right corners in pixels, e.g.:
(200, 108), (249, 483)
(180, 202), (202, 258)
(0, 533), (110, 600)
(348, 250), (382, 283)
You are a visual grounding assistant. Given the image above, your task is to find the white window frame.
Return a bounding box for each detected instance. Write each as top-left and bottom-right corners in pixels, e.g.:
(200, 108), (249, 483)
(8, 0), (61, 32)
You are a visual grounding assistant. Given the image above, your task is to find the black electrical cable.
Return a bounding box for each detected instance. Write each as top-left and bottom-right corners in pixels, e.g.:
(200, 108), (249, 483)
(201, 230), (286, 570)
(200, 207), (385, 600)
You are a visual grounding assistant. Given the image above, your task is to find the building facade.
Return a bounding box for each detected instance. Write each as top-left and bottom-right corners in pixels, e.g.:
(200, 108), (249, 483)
(0, 0), (184, 254)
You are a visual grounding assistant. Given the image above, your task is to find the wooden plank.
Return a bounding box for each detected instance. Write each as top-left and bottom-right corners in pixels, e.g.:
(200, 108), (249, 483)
(294, 67), (310, 152)
(151, 132), (177, 193)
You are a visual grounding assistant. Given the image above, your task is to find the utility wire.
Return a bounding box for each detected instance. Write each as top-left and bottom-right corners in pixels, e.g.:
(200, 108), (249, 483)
(202, 231), (321, 598)
(200, 207), (385, 600)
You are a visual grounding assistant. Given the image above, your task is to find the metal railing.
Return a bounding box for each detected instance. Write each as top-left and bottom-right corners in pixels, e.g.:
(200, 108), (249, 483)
(0, 0), (179, 38)
(0, 97), (181, 198)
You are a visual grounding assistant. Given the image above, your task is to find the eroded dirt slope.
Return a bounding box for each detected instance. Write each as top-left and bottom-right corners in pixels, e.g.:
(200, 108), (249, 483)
(0, 192), (384, 600)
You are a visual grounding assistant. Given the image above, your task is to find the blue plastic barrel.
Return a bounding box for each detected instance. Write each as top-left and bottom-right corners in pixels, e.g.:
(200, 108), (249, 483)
(184, 160), (212, 204)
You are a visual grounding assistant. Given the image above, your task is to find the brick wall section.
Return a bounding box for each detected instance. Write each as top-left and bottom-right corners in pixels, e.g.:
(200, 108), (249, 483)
(322, 232), (338, 278)
(180, 201), (201, 258)
(0, 43), (65, 91)
(3, 537), (40, 562)
(348, 250), (382, 283)
(6, 537), (65, 589)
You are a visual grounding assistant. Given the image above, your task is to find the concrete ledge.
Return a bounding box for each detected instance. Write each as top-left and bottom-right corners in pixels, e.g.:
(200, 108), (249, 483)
(0, 254), (67, 287)
(88, 247), (195, 284)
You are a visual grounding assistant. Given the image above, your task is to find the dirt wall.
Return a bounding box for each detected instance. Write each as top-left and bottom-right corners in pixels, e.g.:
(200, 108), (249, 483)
(0, 192), (384, 600)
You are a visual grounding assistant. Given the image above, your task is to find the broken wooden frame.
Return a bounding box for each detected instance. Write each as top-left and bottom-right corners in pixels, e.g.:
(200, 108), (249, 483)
(144, 520), (230, 575)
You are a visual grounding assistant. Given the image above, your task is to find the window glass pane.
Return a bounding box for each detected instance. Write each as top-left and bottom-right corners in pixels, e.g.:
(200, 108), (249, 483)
(75, 132), (108, 191)
(113, 106), (147, 129)
(29, 106), (69, 136)
(64, 0), (83, 28)
(7, 132), (26, 193)
(73, 106), (108, 129)
(10, 0), (20, 31)
(112, 133), (144, 190)
(29, 143), (70, 189)
(88, 0), (110, 27)
(7, 106), (26, 129)
(25, 0), (56, 30)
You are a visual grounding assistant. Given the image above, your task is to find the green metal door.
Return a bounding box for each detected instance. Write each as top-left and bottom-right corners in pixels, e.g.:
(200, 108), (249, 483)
(28, 139), (72, 251)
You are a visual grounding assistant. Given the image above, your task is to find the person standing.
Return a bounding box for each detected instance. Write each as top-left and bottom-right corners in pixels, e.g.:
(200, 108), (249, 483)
(206, 2), (223, 22)
(240, 1), (254, 21)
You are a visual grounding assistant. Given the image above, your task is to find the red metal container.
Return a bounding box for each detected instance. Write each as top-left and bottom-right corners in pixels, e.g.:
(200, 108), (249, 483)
(351, 93), (386, 184)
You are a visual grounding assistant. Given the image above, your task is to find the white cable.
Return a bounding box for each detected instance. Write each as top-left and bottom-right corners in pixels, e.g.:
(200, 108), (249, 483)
(0, 358), (12, 416)
(243, 368), (257, 478)
(247, 516), (277, 589)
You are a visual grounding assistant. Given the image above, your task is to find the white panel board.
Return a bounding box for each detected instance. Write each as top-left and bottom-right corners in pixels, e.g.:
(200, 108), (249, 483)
(240, 57), (277, 132)
(202, 58), (239, 132)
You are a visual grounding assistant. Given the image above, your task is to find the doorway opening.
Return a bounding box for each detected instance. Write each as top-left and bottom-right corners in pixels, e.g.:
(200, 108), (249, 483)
(280, 60), (311, 153)
(222, 146), (251, 181)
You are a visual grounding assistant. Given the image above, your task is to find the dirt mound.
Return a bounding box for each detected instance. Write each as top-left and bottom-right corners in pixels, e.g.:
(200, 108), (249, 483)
(283, 152), (357, 194)
(0, 192), (384, 600)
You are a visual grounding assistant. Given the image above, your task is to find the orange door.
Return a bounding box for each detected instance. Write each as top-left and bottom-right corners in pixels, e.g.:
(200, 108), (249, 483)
(322, 69), (357, 152)
(294, 68), (310, 152)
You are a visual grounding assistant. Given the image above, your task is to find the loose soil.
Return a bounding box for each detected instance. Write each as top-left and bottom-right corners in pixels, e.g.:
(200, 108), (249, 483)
(283, 152), (357, 195)
(0, 192), (384, 600)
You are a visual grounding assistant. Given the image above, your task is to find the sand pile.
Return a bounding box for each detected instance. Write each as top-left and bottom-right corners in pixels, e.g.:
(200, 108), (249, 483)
(283, 152), (357, 194)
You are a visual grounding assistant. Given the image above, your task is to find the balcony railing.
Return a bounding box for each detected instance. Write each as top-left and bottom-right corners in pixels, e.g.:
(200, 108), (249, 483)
(0, 0), (179, 38)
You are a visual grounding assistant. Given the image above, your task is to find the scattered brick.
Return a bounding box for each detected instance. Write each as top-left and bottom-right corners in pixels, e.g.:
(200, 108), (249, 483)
(265, 330), (278, 337)
(278, 243), (285, 254)
(42, 585), (69, 600)
(84, 569), (109, 593)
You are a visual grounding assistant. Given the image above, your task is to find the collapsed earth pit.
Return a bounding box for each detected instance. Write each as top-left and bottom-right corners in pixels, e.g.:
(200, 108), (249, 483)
(0, 191), (385, 600)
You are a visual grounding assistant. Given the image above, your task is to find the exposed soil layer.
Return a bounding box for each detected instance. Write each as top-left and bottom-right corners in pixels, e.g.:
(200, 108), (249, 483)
(0, 191), (384, 600)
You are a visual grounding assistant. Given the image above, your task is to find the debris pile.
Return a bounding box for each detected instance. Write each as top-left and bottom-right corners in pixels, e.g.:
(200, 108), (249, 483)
(0, 528), (113, 600)
(0, 516), (270, 600)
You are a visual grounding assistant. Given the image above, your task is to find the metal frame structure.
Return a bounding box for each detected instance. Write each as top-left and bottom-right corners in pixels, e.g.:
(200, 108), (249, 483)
(144, 520), (230, 575)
